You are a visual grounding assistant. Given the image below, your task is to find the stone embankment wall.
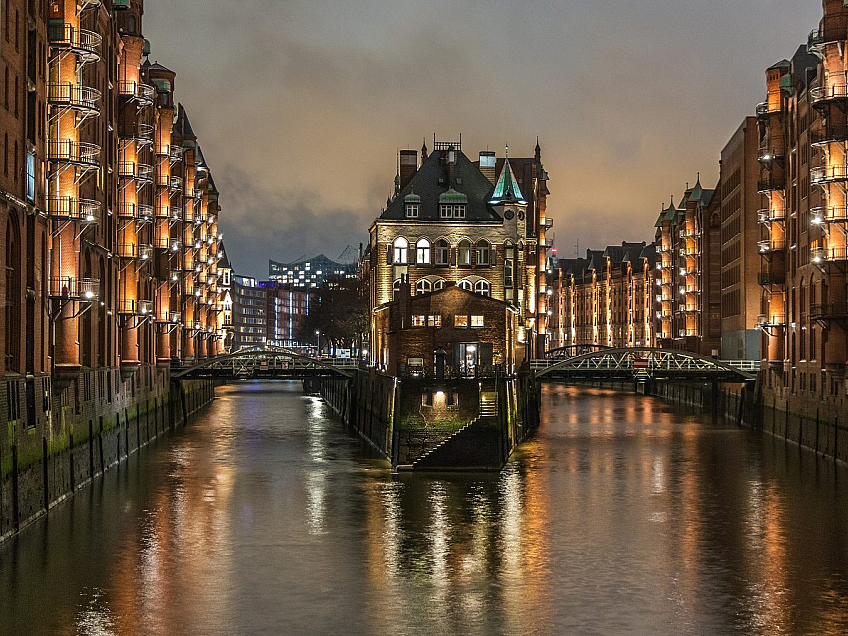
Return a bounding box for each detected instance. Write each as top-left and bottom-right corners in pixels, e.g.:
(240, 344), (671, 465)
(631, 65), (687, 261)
(0, 367), (214, 542)
(307, 371), (541, 471)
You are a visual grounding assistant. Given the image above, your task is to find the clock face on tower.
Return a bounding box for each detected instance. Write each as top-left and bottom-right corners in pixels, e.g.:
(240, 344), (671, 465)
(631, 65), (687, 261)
(504, 209), (515, 220)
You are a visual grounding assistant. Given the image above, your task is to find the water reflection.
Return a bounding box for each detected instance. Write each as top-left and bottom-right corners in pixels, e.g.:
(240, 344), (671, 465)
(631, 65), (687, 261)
(1, 382), (848, 635)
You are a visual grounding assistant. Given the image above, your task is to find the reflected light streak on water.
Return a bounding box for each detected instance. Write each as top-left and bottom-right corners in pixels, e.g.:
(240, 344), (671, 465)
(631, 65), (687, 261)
(1, 382), (848, 635)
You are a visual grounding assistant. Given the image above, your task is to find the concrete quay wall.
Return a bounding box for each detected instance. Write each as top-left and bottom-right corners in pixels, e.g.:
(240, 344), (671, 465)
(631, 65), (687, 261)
(0, 367), (214, 543)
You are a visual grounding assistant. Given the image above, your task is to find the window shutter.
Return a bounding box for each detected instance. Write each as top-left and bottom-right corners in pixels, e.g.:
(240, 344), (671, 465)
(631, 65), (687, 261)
(450, 249), (457, 267)
(490, 251), (496, 267)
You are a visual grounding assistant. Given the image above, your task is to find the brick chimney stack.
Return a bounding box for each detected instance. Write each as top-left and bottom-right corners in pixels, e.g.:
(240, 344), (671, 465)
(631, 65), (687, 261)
(399, 150), (418, 190)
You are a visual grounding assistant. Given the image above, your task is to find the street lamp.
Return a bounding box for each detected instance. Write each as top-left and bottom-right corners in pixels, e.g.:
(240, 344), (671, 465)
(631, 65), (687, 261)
(315, 330), (320, 355)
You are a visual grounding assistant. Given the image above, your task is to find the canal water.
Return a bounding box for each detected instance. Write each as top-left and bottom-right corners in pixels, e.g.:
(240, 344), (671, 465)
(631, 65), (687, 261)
(3, 381), (848, 635)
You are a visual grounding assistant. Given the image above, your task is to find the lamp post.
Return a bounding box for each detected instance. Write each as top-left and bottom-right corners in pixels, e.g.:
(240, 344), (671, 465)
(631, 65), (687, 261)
(315, 330), (320, 356)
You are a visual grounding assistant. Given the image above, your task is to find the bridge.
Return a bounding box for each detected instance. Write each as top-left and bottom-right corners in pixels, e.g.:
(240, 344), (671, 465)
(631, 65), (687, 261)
(172, 347), (357, 380)
(545, 344), (613, 359)
(532, 347), (759, 383)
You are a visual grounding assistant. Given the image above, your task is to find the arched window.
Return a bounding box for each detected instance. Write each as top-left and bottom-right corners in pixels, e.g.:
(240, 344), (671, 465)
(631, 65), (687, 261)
(435, 239), (450, 265)
(392, 278), (402, 300)
(475, 279), (491, 297)
(504, 259), (514, 288)
(476, 240), (490, 266)
(5, 214), (20, 373)
(433, 279), (446, 291)
(416, 238), (430, 265)
(458, 280), (473, 291)
(393, 237), (408, 264)
(504, 240), (514, 260)
(415, 279), (432, 295)
(458, 240), (471, 266)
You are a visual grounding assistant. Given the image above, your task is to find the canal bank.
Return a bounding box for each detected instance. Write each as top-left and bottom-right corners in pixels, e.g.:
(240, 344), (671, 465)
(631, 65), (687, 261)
(0, 367), (214, 543)
(305, 370), (541, 471)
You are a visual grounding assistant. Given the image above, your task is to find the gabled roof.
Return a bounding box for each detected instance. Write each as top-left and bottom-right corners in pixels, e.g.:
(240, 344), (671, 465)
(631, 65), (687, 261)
(175, 104), (196, 140)
(380, 149), (500, 222)
(655, 197), (676, 226)
(489, 159), (526, 204)
(218, 242), (231, 269)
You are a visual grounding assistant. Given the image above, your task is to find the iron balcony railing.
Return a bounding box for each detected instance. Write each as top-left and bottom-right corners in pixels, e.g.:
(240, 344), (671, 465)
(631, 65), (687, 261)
(755, 101), (780, 119)
(47, 83), (101, 115)
(117, 243), (153, 261)
(47, 24), (102, 63)
(758, 140), (785, 162)
(811, 206), (848, 225)
(757, 314), (786, 327)
(118, 161), (153, 182)
(811, 84), (848, 106)
(49, 277), (99, 300)
(122, 122), (154, 144)
(811, 302), (848, 321)
(170, 147), (184, 163)
(808, 12), (848, 52)
(758, 175), (786, 192)
(47, 196), (101, 223)
(118, 299), (154, 316)
(758, 270), (786, 286)
(758, 239), (786, 254)
(117, 202), (154, 222)
(758, 207), (786, 223)
(810, 125), (848, 146)
(169, 176), (183, 191)
(811, 165), (848, 184)
(812, 246), (848, 264)
(118, 81), (155, 105)
(47, 140), (100, 169)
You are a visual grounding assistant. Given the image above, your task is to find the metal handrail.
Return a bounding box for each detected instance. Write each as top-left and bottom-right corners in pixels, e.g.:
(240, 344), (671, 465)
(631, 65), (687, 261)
(48, 140), (100, 167)
(48, 277), (100, 300)
(47, 196), (101, 222)
(48, 24), (102, 62)
(47, 83), (102, 113)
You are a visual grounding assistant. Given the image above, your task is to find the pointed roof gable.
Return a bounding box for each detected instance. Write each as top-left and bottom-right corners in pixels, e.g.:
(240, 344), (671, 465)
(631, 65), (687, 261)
(176, 104), (196, 140)
(218, 242), (231, 269)
(489, 160), (526, 205)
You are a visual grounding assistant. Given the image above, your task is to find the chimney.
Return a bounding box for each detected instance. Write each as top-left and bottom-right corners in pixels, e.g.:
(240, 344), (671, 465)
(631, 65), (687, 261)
(398, 276), (411, 326)
(447, 146), (456, 185)
(479, 151), (496, 184)
(399, 150), (418, 190)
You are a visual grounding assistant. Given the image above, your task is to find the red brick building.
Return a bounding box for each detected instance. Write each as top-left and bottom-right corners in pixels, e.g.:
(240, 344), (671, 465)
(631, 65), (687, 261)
(373, 283), (518, 377)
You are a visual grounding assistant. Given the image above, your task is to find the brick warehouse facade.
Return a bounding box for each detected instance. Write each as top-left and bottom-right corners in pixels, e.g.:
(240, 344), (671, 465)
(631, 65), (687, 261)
(367, 138), (552, 368)
(0, 0), (222, 536)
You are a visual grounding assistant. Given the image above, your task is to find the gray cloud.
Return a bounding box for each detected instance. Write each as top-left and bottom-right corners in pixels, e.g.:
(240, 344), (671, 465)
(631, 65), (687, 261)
(144, 0), (819, 276)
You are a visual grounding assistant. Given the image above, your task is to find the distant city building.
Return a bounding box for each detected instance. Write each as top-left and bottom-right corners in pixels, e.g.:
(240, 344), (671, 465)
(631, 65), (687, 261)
(258, 281), (315, 349)
(269, 247), (360, 288)
(233, 276), (267, 349)
(219, 243), (235, 351)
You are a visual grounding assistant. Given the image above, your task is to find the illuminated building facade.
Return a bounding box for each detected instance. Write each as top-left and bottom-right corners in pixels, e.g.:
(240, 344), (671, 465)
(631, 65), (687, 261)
(269, 249), (359, 289)
(367, 138), (551, 368)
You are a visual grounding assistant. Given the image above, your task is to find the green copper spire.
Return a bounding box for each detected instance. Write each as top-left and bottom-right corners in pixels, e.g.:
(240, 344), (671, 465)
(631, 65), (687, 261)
(489, 159), (526, 204)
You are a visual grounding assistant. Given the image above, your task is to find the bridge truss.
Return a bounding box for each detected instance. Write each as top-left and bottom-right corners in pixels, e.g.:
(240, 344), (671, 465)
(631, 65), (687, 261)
(532, 348), (758, 383)
(172, 346), (356, 380)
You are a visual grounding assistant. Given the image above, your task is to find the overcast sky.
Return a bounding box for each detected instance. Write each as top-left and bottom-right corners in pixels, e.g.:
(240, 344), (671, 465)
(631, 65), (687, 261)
(145, 0), (818, 277)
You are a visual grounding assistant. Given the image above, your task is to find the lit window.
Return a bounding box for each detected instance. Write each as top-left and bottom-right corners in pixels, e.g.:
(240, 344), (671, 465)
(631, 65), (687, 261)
(504, 259), (513, 288)
(416, 238), (430, 264)
(415, 279), (432, 295)
(435, 239), (450, 265)
(412, 315), (426, 327)
(458, 280), (473, 291)
(393, 237), (408, 264)
(475, 280), (491, 297)
(471, 315), (484, 327)
(433, 279), (446, 291)
(458, 240), (471, 265)
(454, 315), (468, 328)
(476, 240), (490, 265)
(428, 315), (442, 327)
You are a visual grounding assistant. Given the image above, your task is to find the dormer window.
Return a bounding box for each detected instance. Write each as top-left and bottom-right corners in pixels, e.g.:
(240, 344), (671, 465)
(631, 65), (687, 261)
(406, 203), (419, 218)
(440, 204), (466, 219)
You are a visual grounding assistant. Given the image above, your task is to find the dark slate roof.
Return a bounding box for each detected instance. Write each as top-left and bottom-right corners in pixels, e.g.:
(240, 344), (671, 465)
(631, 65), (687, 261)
(380, 149), (501, 222)
(218, 242), (231, 269)
(147, 61), (174, 73)
(175, 104), (196, 140)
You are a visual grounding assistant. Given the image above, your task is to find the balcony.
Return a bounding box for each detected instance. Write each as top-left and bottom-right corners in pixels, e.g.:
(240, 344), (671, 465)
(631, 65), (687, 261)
(118, 81), (155, 106)
(811, 165), (848, 185)
(812, 247), (848, 264)
(48, 277), (99, 300)
(169, 176), (183, 192)
(758, 239), (786, 255)
(183, 285), (204, 298)
(47, 196), (101, 223)
(542, 218), (554, 230)
(117, 202), (154, 223)
(156, 310), (181, 324)
(122, 123), (154, 145)
(758, 207), (786, 224)
(117, 243), (153, 261)
(811, 302), (848, 321)
(808, 12), (848, 54)
(811, 84), (848, 107)
(758, 175), (786, 193)
(758, 140), (785, 163)
(811, 206), (848, 226)
(758, 269), (786, 286)
(755, 101), (781, 119)
(195, 214), (208, 226)
(118, 162), (153, 183)
(118, 299), (154, 316)
(47, 24), (102, 63)
(810, 124), (848, 146)
(757, 314), (786, 327)
(48, 140), (100, 170)
(47, 83), (101, 117)
(170, 147), (184, 163)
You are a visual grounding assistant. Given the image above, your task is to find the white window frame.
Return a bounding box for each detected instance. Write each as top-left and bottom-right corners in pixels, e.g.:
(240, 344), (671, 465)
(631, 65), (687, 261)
(393, 237), (408, 264)
(416, 238), (430, 265)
